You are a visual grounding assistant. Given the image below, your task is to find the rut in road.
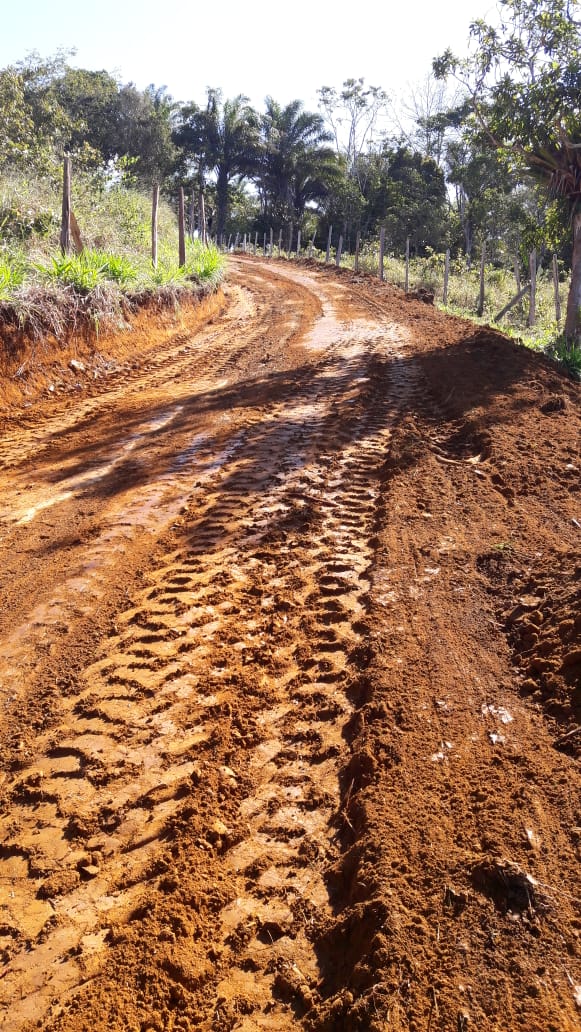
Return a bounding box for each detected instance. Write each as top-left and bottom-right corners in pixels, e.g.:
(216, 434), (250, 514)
(0, 265), (417, 1029)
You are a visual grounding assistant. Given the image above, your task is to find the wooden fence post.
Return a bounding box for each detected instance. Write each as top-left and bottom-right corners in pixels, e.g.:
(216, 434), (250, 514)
(60, 155), (72, 255)
(254, 231), (258, 255)
(178, 187), (186, 267)
(477, 241), (486, 316)
(234, 232), (240, 250)
(379, 227), (385, 281)
(528, 248), (536, 327)
(263, 233), (267, 255)
(287, 225), (293, 258)
(335, 234), (343, 267)
(296, 229), (301, 258)
(189, 191), (196, 241)
(151, 184), (159, 268)
(354, 231), (361, 273)
(309, 232), (315, 258)
(405, 236), (410, 293)
(326, 225), (333, 263)
(199, 192), (206, 245)
(443, 249), (450, 305)
(552, 253), (561, 324)
(69, 212), (84, 254)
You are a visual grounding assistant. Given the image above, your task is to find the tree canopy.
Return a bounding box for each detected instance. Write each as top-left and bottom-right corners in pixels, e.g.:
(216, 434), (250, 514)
(434, 0), (581, 338)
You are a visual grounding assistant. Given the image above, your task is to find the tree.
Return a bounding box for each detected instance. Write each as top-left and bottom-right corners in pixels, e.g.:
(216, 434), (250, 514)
(444, 134), (522, 262)
(392, 74), (458, 166)
(0, 52), (178, 183)
(318, 78), (389, 186)
(364, 145), (449, 252)
(175, 90), (260, 239)
(0, 67), (36, 170)
(434, 0), (581, 341)
(258, 98), (338, 230)
(317, 79), (390, 242)
(49, 67), (119, 156)
(110, 84), (177, 186)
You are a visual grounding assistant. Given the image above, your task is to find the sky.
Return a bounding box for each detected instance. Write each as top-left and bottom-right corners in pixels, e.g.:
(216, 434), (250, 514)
(0, 0), (495, 112)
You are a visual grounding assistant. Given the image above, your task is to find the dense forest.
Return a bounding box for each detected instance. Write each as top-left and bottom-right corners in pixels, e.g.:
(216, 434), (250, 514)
(1, 0), (580, 340)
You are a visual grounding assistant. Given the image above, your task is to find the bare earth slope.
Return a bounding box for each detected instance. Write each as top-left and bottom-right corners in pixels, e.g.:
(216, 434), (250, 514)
(0, 258), (579, 1032)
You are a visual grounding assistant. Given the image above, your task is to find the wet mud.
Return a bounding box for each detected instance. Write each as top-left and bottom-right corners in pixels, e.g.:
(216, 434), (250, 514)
(0, 258), (579, 1031)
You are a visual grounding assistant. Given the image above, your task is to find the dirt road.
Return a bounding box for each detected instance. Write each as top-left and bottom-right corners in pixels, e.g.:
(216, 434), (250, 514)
(0, 258), (579, 1031)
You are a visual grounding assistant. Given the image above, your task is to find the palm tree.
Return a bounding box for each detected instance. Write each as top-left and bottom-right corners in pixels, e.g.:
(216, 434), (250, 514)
(175, 89), (260, 239)
(259, 99), (338, 229)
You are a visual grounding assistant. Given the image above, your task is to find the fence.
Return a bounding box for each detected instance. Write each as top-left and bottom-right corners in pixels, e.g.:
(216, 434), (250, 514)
(218, 224), (564, 333)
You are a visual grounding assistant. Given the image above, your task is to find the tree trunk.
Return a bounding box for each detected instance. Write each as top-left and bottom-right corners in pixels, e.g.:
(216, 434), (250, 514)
(151, 184), (159, 269)
(564, 211), (581, 344)
(178, 187), (186, 268)
(216, 170), (229, 241)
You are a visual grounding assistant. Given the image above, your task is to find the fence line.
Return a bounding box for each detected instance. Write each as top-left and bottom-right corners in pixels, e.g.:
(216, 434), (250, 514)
(224, 224), (562, 329)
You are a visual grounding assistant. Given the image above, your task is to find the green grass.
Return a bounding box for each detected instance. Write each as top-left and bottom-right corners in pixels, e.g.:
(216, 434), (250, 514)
(0, 170), (178, 259)
(544, 337), (581, 380)
(185, 242), (224, 286)
(36, 251), (139, 292)
(0, 258), (25, 300)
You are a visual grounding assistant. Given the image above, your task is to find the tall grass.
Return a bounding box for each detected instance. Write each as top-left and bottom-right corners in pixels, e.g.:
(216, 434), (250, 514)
(0, 171), (178, 259)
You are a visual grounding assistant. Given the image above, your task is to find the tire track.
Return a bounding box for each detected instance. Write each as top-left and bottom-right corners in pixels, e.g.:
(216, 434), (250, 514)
(0, 263), (418, 1029)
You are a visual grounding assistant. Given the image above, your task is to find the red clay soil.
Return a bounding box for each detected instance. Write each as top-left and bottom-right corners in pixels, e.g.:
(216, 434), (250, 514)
(0, 257), (579, 1032)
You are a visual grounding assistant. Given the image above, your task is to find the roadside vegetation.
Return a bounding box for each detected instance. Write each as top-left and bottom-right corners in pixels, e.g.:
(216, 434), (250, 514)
(0, 170), (224, 338)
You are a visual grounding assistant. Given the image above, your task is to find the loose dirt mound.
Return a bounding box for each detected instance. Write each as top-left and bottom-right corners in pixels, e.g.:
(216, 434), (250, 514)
(0, 259), (579, 1032)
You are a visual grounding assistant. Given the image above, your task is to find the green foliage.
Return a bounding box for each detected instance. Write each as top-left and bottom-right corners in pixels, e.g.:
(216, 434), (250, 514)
(0, 201), (57, 242)
(37, 250), (138, 292)
(0, 258), (25, 300)
(0, 164), (224, 341)
(0, 169), (180, 261)
(0, 68), (36, 170)
(184, 242), (224, 285)
(545, 337), (581, 379)
(39, 253), (103, 292)
(144, 244), (224, 290)
(434, 0), (581, 339)
(258, 98), (338, 230)
(372, 147), (448, 252)
(0, 51), (177, 186)
(175, 89), (261, 237)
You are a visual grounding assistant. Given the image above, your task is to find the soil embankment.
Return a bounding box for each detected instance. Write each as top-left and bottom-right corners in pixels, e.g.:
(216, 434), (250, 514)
(0, 258), (579, 1031)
